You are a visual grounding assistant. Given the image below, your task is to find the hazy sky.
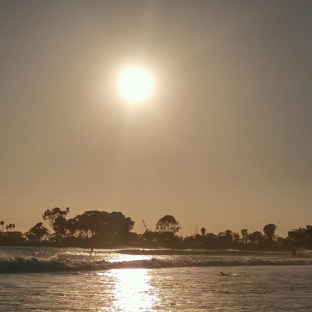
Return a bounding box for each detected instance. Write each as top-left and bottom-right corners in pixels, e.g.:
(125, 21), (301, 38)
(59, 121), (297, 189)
(1, 0), (311, 237)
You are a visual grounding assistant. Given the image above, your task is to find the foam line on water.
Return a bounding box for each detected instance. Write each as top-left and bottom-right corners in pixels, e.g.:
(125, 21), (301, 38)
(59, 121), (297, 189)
(0, 256), (312, 274)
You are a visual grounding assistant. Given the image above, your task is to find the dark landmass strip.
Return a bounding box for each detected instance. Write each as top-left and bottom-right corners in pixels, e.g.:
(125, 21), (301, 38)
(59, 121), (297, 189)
(1, 208), (312, 252)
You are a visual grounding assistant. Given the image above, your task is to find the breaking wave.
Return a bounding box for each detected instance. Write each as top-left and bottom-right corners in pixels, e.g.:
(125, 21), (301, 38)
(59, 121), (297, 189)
(1, 256), (312, 274)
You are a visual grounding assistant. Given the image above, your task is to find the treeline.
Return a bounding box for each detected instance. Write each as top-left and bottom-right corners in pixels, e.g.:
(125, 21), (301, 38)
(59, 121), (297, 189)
(0, 207), (311, 250)
(0, 208), (136, 248)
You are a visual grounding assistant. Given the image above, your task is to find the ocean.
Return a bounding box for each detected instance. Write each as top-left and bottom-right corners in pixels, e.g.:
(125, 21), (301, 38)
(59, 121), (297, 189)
(0, 246), (311, 311)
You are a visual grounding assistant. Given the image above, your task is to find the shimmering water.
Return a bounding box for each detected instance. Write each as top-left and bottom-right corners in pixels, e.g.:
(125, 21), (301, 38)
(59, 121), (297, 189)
(0, 247), (311, 311)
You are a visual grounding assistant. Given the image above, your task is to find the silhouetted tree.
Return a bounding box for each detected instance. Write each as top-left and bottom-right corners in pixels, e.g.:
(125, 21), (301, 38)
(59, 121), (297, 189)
(201, 227), (206, 236)
(263, 224), (277, 242)
(276, 236), (288, 246)
(107, 211), (135, 243)
(225, 230), (233, 241)
(65, 210), (135, 244)
(25, 222), (50, 242)
(287, 225), (312, 246)
(0, 221), (4, 232)
(217, 230), (233, 243)
(158, 231), (179, 244)
(232, 232), (240, 242)
(156, 215), (181, 234)
(3, 230), (25, 245)
(53, 216), (68, 237)
(305, 225), (312, 245)
(248, 231), (263, 244)
(287, 228), (305, 244)
(241, 229), (249, 244)
(42, 207), (70, 233)
(6, 223), (13, 232)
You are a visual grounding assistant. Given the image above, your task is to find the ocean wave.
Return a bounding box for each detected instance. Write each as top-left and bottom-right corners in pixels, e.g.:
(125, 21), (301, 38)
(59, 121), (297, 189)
(0, 256), (103, 273)
(117, 248), (296, 257)
(1, 256), (312, 274)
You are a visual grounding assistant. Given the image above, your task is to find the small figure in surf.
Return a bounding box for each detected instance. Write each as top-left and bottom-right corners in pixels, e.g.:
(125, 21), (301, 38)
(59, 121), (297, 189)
(220, 271), (231, 276)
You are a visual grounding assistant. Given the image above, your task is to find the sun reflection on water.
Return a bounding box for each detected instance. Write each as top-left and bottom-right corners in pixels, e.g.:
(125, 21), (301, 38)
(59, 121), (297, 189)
(102, 269), (156, 311)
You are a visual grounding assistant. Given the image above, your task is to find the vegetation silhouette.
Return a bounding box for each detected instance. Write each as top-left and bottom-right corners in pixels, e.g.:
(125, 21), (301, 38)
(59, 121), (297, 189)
(25, 222), (50, 242)
(156, 215), (181, 234)
(0, 208), (312, 251)
(263, 224), (277, 242)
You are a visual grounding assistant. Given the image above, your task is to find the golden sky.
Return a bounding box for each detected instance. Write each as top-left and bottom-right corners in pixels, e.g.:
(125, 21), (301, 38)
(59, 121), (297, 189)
(1, 0), (311, 237)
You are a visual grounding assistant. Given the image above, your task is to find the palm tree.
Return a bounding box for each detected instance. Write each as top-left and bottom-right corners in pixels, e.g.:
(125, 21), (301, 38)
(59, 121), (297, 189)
(6, 223), (13, 232)
(12, 224), (15, 231)
(0, 221), (4, 232)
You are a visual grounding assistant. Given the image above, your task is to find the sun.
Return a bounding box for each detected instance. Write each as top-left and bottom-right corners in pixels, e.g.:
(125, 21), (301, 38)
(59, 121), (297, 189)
(119, 67), (153, 102)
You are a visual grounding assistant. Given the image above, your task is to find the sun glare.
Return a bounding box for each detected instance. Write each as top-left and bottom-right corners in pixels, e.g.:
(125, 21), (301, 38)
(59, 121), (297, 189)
(119, 67), (153, 102)
(107, 269), (155, 311)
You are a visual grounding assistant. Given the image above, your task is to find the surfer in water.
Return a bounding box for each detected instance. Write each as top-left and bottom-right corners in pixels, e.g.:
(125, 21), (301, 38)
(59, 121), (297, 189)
(220, 271), (231, 276)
